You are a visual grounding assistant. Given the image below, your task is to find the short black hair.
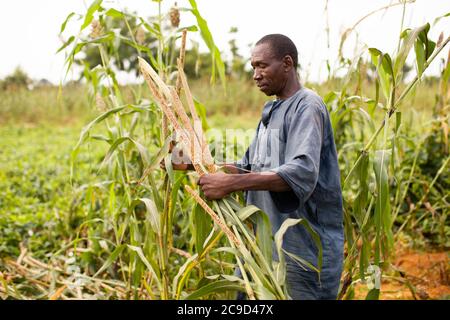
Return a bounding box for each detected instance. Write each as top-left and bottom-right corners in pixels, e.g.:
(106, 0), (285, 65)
(255, 34), (298, 69)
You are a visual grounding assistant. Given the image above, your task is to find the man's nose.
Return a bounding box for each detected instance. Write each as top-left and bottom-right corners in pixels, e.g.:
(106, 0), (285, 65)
(253, 69), (262, 81)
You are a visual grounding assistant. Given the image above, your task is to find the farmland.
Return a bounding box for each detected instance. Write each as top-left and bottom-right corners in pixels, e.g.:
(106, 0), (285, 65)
(0, 77), (448, 299)
(0, 0), (449, 300)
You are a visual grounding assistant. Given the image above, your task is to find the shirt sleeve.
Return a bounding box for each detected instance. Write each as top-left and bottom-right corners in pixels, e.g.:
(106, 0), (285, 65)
(270, 102), (324, 206)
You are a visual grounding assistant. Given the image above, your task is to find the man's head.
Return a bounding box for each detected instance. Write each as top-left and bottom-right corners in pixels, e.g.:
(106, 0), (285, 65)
(251, 34), (299, 97)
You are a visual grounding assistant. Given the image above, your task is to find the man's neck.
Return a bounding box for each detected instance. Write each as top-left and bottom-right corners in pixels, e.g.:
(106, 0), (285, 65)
(276, 75), (301, 100)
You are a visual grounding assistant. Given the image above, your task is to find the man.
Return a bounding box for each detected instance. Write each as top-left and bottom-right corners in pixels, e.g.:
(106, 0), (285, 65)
(176, 34), (344, 300)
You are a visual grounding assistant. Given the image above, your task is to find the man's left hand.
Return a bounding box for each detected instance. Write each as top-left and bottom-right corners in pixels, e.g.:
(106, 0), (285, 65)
(197, 172), (235, 200)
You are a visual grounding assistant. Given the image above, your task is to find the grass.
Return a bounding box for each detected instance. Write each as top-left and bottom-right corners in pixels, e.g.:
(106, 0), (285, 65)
(0, 85), (96, 126)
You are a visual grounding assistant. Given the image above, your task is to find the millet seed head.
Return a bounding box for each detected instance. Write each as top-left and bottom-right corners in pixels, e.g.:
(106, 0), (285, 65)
(169, 3), (180, 28)
(95, 93), (107, 112)
(136, 26), (145, 45)
(90, 20), (103, 39)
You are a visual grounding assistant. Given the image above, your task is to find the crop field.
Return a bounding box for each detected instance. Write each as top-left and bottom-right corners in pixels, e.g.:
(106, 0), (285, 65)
(0, 0), (449, 300)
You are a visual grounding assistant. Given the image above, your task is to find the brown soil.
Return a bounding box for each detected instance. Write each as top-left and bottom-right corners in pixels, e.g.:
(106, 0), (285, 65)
(354, 248), (450, 300)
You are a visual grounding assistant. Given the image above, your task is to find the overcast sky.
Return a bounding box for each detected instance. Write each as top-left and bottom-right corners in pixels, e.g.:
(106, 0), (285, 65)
(1, 0), (449, 83)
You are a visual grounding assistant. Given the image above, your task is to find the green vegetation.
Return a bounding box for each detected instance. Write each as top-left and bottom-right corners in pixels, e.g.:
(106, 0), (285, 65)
(0, 0), (448, 300)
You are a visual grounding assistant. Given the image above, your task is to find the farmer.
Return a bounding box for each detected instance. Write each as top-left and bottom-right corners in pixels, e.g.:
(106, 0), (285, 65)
(174, 34), (344, 300)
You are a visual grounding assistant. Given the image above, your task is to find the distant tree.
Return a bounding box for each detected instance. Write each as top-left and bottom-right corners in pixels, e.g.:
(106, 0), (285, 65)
(228, 27), (250, 79)
(1, 67), (31, 90)
(35, 78), (53, 88)
(423, 75), (441, 86)
(183, 41), (214, 79)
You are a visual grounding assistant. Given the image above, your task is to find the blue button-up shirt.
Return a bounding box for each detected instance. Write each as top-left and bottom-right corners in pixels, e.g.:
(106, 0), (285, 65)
(237, 87), (344, 297)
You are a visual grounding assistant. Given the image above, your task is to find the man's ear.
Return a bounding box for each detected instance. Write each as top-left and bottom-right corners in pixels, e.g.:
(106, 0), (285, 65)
(283, 55), (294, 72)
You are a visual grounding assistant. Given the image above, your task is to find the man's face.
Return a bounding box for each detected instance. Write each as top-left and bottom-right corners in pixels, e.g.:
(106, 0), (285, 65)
(251, 43), (287, 96)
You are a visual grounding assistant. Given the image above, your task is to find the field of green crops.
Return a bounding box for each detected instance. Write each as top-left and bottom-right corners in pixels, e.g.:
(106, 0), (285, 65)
(0, 0), (449, 300)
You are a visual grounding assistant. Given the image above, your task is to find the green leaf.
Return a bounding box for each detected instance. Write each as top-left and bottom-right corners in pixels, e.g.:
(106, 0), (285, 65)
(105, 8), (124, 18)
(194, 203), (212, 253)
(234, 204), (258, 222)
(359, 235), (371, 281)
(108, 182), (116, 215)
(90, 134), (111, 144)
(80, 0), (103, 31)
(188, 0), (226, 89)
(441, 51), (450, 99)
(274, 218), (323, 283)
(237, 205), (272, 265)
(93, 244), (125, 277)
(177, 25), (198, 33)
(172, 253), (199, 296)
(60, 12), (76, 34)
(139, 18), (161, 37)
(163, 154), (174, 184)
(150, 171), (164, 211)
(353, 152), (369, 227)
(394, 24), (428, 81)
(395, 112), (402, 133)
(56, 36), (75, 54)
(127, 245), (161, 289)
(71, 105), (129, 181)
(138, 198), (160, 235)
(63, 31), (114, 78)
(373, 149), (394, 260)
(193, 98), (209, 131)
(369, 48), (392, 100)
(212, 200), (278, 298)
(365, 288), (380, 300)
(399, 28), (411, 39)
(184, 280), (244, 300)
(417, 24), (437, 60)
(254, 283), (277, 300)
(433, 11), (450, 25)
(142, 135), (172, 176)
(373, 78), (380, 116)
(356, 108), (376, 133)
(323, 91), (338, 106)
(99, 136), (150, 171)
(116, 35), (153, 54)
(88, 31), (115, 44)
(382, 54), (394, 79)
(414, 40), (426, 77)
(168, 174), (184, 229)
(426, 40), (436, 60)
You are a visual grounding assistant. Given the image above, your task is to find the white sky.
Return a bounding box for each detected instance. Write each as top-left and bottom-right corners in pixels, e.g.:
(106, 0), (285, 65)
(1, 0), (449, 83)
